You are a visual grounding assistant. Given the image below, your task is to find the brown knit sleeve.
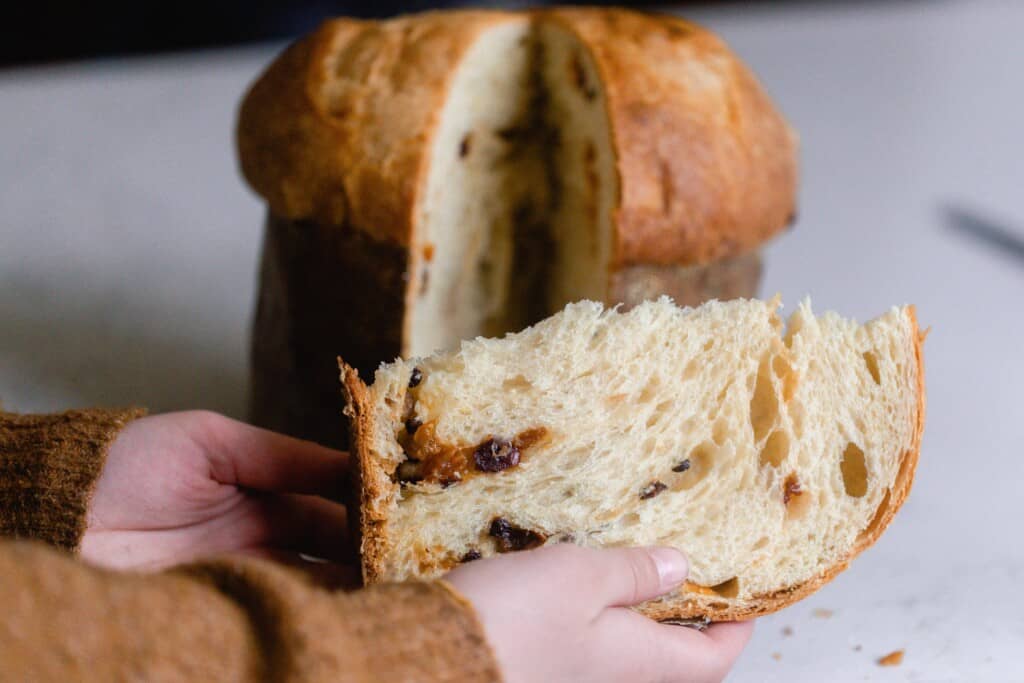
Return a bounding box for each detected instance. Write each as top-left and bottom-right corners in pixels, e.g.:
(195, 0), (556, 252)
(0, 408), (144, 551)
(0, 540), (503, 683)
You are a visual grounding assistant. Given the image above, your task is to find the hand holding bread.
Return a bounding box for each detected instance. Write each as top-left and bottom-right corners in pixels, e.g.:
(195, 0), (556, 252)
(447, 544), (753, 683)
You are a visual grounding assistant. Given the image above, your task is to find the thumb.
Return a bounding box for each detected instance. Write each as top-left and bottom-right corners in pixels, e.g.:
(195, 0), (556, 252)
(590, 546), (689, 608)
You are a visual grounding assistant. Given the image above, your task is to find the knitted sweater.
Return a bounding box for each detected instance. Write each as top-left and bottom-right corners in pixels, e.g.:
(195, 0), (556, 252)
(0, 409), (502, 682)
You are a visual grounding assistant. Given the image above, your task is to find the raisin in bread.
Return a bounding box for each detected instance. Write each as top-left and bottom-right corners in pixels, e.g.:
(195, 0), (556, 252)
(238, 7), (797, 448)
(340, 297), (925, 621)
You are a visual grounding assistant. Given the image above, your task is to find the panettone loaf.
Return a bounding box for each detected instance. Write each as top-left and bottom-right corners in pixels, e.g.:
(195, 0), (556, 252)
(340, 297), (924, 621)
(238, 8), (798, 447)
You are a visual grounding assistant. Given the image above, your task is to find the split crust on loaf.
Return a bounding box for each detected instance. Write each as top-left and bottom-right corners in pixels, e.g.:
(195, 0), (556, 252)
(341, 298), (925, 621)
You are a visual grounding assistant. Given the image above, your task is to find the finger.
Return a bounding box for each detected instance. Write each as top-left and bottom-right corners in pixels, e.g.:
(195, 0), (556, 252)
(590, 608), (725, 683)
(255, 493), (353, 564)
(654, 618), (755, 682)
(587, 546), (690, 608)
(701, 620), (755, 668)
(198, 413), (350, 498)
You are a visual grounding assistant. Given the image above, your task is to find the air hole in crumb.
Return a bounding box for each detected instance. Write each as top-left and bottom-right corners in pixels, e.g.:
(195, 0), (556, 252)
(749, 354), (779, 442)
(712, 419), (729, 445)
(619, 512), (641, 528)
(682, 358), (700, 381)
(862, 489), (892, 538)
(841, 443), (868, 498)
(710, 577), (740, 598)
(638, 376), (661, 403)
(771, 353), (799, 403)
(863, 351), (882, 384)
(673, 441), (714, 491)
(502, 375), (532, 391)
(759, 430), (789, 468)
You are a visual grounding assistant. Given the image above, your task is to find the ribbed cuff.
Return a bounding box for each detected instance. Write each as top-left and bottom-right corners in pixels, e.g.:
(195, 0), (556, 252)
(0, 408), (145, 551)
(339, 581), (503, 682)
(178, 558), (503, 683)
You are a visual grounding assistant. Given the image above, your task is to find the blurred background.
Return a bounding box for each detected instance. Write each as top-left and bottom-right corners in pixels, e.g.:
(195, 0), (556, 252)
(6, 0), (887, 67)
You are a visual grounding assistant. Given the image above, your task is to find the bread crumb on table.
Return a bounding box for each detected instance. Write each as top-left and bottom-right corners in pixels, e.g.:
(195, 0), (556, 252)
(877, 650), (905, 667)
(771, 652), (782, 661)
(811, 608), (834, 618)
(782, 626), (794, 636)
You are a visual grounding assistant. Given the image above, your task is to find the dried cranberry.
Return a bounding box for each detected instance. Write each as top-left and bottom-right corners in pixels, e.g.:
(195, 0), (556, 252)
(408, 368), (423, 388)
(640, 481), (668, 500)
(488, 517), (546, 552)
(461, 549), (482, 562)
(473, 438), (521, 472)
(405, 418), (422, 435)
(672, 459), (692, 473)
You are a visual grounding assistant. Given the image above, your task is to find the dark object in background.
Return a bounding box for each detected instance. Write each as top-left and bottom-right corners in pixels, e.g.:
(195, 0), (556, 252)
(2, 0), (836, 67)
(4, 0), (448, 66)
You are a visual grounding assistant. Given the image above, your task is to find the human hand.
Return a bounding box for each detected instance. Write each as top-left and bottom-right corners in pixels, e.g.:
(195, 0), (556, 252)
(446, 544), (753, 683)
(81, 411), (352, 576)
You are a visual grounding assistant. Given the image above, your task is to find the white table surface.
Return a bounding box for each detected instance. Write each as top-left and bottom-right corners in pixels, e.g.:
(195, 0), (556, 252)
(2, 1), (1022, 680)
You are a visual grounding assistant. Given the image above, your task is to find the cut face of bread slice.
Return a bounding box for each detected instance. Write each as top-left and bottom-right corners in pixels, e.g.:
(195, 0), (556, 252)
(538, 20), (617, 311)
(405, 16), (618, 357)
(407, 18), (538, 355)
(341, 297), (925, 620)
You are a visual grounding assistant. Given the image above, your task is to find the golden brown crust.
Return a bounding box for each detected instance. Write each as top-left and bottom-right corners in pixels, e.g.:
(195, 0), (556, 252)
(237, 11), (521, 244)
(339, 359), (391, 586)
(238, 8), (798, 265)
(540, 7), (798, 267)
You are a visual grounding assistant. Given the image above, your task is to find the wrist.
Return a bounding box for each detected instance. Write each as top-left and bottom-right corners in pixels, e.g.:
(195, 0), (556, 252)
(0, 407), (145, 552)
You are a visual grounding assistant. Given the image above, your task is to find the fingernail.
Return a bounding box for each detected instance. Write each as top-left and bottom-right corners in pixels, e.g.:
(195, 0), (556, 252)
(650, 547), (688, 587)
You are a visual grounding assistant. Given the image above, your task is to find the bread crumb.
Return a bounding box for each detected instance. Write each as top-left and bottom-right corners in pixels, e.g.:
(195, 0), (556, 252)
(877, 650), (904, 667)
(811, 608), (834, 618)
(853, 644), (862, 652)
(782, 626), (794, 636)
(771, 652), (782, 661)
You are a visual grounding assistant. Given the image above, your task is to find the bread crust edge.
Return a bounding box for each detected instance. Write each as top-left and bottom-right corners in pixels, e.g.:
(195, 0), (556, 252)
(339, 359), (390, 586)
